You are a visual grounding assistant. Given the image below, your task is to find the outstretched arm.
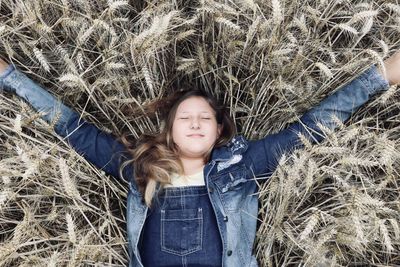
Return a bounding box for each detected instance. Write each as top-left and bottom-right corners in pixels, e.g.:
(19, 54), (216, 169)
(0, 59), (134, 183)
(248, 51), (400, 177)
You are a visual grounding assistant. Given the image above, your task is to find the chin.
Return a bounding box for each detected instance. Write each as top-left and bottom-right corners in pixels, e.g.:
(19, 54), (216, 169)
(183, 149), (209, 158)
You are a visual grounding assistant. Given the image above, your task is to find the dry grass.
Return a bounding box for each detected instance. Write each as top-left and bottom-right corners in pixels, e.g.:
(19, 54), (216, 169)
(1, 0), (400, 266)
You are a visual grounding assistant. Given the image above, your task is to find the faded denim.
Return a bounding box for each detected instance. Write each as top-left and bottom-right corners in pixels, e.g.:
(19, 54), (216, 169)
(0, 64), (389, 266)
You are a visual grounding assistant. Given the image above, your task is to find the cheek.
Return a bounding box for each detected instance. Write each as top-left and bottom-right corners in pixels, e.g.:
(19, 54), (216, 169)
(171, 129), (177, 143)
(171, 122), (183, 141)
(207, 125), (220, 141)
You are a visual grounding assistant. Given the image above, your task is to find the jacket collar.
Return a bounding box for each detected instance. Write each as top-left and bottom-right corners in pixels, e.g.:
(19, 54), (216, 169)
(211, 135), (248, 162)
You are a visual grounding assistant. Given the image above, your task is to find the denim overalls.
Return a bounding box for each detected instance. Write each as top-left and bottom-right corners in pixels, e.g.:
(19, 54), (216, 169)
(140, 186), (223, 266)
(0, 64), (389, 266)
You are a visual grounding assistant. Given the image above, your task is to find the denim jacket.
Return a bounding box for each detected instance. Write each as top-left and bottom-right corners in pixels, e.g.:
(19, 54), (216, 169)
(0, 64), (389, 266)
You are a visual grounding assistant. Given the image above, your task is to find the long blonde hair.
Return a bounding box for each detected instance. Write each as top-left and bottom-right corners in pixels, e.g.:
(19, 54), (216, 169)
(120, 89), (236, 207)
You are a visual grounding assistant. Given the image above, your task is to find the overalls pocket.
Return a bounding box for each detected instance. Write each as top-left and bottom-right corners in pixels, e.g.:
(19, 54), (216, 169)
(160, 207), (203, 256)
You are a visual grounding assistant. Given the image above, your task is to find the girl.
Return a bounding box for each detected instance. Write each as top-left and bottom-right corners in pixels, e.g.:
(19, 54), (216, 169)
(0, 53), (399, 267)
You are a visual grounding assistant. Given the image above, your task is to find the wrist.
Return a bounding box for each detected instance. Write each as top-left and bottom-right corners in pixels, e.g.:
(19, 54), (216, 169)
(378, 50), (400, 86)
(0, 58), (10, 74)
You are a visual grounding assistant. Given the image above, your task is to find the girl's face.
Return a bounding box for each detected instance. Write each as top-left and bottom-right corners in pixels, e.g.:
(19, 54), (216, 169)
(172, 96), (222, 159)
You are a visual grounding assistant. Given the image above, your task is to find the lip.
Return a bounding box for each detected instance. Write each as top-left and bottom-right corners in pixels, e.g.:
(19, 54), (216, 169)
(187, 134), (204, 138)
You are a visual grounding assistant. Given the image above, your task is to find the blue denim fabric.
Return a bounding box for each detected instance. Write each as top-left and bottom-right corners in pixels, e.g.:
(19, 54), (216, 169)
(0, 64), (389, 267)
(139, 186), (222, 266)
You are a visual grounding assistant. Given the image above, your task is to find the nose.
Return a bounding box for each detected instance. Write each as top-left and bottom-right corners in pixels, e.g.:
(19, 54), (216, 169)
(190, 118), (200, 129)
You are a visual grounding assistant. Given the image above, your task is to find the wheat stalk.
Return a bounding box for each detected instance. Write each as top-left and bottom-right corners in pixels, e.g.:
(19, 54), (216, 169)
(33, 47), (51, 73)
(1, 0), (400, 265)
(271, 0), (283, 24)
(59, 158), (82, 200)
(66, 213), (77, 244)
(108, 0), (129, 12)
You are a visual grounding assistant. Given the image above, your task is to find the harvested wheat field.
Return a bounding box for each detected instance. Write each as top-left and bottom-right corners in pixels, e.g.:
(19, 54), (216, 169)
(1, 0), (400, 266)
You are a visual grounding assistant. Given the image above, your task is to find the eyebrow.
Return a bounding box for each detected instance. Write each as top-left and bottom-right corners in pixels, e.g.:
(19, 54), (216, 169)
(178, 111), (212, 114)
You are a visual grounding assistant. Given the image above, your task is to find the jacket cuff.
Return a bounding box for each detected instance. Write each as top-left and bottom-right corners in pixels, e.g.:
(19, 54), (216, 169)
(0, 64), (16, 91)
(360, 65), (390, 95)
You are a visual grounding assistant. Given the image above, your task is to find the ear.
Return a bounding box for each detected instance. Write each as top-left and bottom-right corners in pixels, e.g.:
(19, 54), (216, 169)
(217, 124), (223, 137)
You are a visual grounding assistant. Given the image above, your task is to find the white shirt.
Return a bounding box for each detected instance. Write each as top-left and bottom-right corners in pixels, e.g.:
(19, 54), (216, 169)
(164, 170), (205, 187)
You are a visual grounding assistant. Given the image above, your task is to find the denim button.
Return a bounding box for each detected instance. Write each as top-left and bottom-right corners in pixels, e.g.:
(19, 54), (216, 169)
(223, 216), (228, 222)
(227, 250), (232, 256)
(208, 186), (214, 193)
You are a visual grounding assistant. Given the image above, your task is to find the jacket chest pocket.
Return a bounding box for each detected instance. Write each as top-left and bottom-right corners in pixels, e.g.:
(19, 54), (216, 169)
(212, 165), (249, 211)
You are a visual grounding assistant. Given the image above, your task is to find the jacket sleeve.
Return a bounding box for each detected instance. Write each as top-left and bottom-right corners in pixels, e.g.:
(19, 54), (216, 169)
(0, 65), (134, 183)
(247, 65), (389, 177)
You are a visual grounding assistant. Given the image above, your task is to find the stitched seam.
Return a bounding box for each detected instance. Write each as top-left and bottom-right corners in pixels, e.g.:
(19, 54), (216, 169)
(199, 207), (203, 251)
(182, 255), (186, 267)
(160, 208), (203, 256)
(159, 193), (208, 198)
(230, 213), (247, 266)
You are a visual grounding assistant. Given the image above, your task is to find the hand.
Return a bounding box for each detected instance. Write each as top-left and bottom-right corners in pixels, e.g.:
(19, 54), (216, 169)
(378, 50), (400, 86)
(0, 58), (9, 74)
